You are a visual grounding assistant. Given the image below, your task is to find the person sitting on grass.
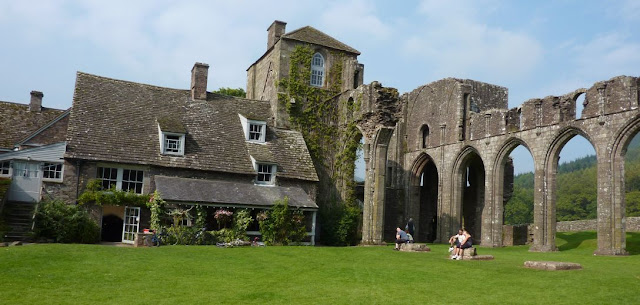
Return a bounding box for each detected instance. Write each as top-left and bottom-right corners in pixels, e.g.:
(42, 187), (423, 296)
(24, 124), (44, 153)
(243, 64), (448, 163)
(394, 227), (409, 251)
(451, 229), (472, 260)
(448, 229), (465, 253)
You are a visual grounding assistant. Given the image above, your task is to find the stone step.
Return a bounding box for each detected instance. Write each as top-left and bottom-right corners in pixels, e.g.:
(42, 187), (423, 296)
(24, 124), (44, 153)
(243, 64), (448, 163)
(524, 261), (582, 271)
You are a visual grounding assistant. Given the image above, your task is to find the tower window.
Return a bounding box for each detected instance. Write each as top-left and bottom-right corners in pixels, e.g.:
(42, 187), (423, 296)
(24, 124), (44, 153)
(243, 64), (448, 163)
(310, 53), (324, 87)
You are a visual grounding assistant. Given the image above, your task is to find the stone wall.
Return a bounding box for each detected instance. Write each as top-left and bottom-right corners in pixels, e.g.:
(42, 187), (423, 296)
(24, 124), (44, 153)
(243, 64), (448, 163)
(556, 217), (640, 232)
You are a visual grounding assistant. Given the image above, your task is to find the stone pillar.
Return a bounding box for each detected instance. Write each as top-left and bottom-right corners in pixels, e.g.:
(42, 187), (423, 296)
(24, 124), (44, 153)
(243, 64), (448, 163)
(362, 128), (394, 245)
(594, 154), (628, 255)
(530, 165), (557, 252)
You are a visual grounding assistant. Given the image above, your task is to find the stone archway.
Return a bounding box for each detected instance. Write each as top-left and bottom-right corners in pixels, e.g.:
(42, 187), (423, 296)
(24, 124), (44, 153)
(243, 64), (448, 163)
(533, 127), (597, 252)
(452, 146), (487, 245)
(604, 116), (640, 255)
(491, 138), (535, 247)
(408, 153), (439, 242)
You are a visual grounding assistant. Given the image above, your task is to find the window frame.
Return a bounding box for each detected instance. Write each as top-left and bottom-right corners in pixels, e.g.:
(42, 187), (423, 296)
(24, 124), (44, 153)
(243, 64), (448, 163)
(310, 53), (325, 87)
(97, 166), (144, 194)
(160, 132), (185, 156)
(247, 120), (266, 143)
(42, 162), (64, 182)
(0, 160), (10, 177)
(255, 163), (276, 185)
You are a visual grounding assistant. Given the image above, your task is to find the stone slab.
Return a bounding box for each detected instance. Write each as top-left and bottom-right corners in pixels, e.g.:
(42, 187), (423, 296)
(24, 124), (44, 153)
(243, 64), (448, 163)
(463, 255), (494, 260)
(399, 243), (431, 252)
(524, 261), (582, 271)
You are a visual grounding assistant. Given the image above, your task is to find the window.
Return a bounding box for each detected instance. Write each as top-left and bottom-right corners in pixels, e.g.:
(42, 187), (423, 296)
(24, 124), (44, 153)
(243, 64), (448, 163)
(43, 162), (63, 181)
(97, 167), (144, 194)
(161, 132), (185, 155)
(256, 164), (276, 185)
(310, 53), (324, 87)
(421, 125), (430, 149)
(0, 161), (9, 176)
(248, 122), (266, 142)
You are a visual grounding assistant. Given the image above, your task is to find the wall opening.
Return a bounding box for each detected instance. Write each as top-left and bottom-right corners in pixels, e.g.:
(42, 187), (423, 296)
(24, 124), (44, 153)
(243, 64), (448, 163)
(555, 135), (597, 224)
(421, 125), (430, 149)
(418, 159), (438, 242)
(575, 93), (586, 120)
(354, 135), (365, 208)
(460, 151), (485, 241)
(624, 133), (640, 249)
(503, 145), (535, 226)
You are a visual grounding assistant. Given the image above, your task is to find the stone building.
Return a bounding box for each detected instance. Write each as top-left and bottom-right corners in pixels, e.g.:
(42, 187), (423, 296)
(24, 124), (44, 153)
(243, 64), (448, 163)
(56, 63), (319, 244)
(246, 20), (364, 128)
(246, 20), (639, 255)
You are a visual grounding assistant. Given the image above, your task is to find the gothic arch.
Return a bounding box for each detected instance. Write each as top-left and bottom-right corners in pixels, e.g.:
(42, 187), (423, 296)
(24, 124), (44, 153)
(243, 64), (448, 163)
(451, 145), (487, 244)
(604, 115), (640, 255)
(489, 137), (535, 246)
(408, 152), (440, 242)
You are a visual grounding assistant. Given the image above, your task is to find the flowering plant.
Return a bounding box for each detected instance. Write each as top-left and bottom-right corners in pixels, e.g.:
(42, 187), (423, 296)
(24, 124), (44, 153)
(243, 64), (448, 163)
(215, 209), (233, 229)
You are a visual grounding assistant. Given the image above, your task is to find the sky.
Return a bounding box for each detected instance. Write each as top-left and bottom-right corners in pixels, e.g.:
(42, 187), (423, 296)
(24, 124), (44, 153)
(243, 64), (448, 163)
(2, 0), (639, 175)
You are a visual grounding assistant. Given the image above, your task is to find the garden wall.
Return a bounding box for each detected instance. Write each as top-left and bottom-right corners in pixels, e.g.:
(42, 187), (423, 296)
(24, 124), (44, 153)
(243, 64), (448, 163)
(556, 217), (640, 232)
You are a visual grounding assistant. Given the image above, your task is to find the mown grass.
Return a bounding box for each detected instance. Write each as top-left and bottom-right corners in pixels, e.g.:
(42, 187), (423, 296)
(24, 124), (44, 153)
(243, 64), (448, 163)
(1, 232), (639, 305)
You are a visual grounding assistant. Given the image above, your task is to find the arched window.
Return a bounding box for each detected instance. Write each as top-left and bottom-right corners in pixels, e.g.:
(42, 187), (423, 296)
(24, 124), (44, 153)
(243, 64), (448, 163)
(421, 125), (430, 148)
(310, 53), (324, 87)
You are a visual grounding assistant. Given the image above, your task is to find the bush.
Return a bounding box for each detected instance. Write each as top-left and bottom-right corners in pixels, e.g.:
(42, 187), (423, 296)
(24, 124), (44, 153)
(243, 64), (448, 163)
(319, 202), (362, 246)
(34, 200), (100, 243)
(258, 197), (306, 245)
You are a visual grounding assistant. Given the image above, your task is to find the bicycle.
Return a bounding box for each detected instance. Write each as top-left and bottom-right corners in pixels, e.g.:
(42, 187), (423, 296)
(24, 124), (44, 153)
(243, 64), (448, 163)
(143, 230), (167, 247)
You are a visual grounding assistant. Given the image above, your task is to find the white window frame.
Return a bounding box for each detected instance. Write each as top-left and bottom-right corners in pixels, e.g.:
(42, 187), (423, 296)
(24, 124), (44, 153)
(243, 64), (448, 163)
(0, 161), (11, 177)
(161, 132), (185, 155)
(42, 162), (64, 182)
(239, 114), (267, 143)
(310, 53), (324, 87)
(255, 163), (276, 185)
(97, 166), (144, 194)
(248, 121), (266, 143)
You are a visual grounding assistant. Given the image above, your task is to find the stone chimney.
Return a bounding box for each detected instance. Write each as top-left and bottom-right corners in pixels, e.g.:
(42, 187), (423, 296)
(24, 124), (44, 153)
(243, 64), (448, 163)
(29, 91), (43, 112)
(191, 62), (209, 100)
(267, 20), (287, 49)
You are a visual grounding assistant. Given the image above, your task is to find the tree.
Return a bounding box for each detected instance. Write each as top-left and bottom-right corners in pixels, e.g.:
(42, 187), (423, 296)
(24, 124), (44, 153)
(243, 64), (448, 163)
(213, 87), (246, 98)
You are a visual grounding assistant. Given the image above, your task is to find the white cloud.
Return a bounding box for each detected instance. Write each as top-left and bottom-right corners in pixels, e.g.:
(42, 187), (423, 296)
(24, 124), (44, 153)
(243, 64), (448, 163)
(319, 0), (392, 42)
(570, 33), (640, 78)
(402, 0), (542, 81)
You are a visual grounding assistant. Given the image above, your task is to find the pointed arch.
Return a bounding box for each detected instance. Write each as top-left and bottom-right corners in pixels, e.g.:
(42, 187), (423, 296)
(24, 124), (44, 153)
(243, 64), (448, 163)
(451, 146), (487, 244)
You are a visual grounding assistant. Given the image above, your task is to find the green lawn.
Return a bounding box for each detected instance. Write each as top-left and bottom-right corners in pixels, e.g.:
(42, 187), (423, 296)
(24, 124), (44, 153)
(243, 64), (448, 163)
(1, 232), (639, 305)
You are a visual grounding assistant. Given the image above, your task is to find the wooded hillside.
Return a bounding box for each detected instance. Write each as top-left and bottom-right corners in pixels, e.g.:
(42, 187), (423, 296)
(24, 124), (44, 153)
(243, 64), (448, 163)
(504, 137), (640, 225)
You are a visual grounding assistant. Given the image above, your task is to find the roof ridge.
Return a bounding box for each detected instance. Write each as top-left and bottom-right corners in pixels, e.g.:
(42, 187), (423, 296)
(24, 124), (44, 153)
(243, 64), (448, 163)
(282, 25), (360, 55)
(76, 71), (189, 92)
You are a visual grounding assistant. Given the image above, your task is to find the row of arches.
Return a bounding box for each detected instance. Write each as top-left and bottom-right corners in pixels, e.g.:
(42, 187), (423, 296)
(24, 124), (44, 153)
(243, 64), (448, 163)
(405, 118), (640, 254)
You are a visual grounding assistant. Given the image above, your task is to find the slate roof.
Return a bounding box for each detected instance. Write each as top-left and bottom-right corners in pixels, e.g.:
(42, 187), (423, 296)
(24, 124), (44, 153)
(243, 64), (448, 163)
(66, 72), (318, 182)
(155, 176), (318, 209)
(0, 101), (66, 150)
(282, 26), (360, 55)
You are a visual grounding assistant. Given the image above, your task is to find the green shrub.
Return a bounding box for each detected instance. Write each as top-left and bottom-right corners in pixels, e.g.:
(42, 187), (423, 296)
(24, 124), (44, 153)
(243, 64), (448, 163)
(258, 197), (306, 245)
(319, 202), (362, 246)
(34, 200), (100, 243)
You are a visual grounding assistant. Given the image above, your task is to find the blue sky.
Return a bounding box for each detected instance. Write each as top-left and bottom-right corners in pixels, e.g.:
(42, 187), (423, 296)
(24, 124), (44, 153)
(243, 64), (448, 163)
(2, 0), (639, 174)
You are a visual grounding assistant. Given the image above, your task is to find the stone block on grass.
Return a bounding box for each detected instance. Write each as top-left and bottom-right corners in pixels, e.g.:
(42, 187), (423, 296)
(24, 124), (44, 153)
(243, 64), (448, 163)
(524, 261), (582, 271)
(399, 243), (431, 252)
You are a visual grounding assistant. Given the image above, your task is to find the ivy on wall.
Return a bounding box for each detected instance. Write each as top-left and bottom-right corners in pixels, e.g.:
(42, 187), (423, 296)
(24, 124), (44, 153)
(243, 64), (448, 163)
(277, 45), (362, 205)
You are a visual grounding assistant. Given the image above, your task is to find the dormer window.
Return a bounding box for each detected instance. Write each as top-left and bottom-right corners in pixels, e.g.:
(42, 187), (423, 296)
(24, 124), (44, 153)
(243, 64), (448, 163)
(248, 121), (266, 142)
(161, 132), (185, 155)
(256, 163), (276, 185)
(239, 114), (266, 143)
(310, 53), (324, 87)
(157, 117), (187, 156)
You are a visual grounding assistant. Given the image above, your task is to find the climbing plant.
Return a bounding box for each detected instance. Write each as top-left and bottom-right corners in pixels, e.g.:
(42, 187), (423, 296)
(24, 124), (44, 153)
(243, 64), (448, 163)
(277, 45), (363, 245)
(277, 45), (362, 205)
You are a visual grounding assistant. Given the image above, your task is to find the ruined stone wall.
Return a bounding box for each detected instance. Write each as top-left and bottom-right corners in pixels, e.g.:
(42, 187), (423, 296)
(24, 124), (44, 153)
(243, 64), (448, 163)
(556, 217), (640, 232)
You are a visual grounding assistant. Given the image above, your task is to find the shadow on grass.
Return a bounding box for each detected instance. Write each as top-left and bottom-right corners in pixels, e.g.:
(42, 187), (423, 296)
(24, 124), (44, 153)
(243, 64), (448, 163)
(557, 231), (595, 251)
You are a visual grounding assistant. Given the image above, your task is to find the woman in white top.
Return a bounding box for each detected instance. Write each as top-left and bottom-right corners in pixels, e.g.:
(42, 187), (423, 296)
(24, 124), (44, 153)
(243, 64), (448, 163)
(451, 229), (472, 260)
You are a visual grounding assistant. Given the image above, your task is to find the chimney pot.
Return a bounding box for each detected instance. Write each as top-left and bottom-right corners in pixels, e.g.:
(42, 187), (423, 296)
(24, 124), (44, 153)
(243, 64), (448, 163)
(191, 62), (209, 100)
(267, 20), (287, 50)
(29, 91), (43, 112)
